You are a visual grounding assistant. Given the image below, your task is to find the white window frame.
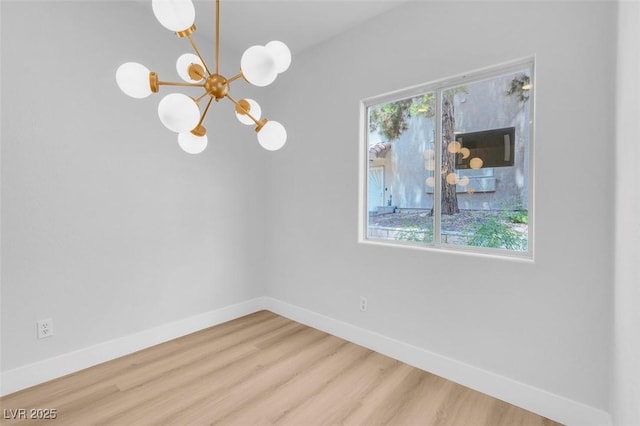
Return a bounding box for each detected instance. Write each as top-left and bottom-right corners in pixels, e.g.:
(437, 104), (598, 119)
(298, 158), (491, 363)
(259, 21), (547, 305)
(358, 57), (535, 260)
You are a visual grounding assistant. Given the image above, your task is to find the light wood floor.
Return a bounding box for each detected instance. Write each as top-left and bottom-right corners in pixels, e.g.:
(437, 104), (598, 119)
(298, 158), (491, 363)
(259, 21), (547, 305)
(0, 311), (561, 425)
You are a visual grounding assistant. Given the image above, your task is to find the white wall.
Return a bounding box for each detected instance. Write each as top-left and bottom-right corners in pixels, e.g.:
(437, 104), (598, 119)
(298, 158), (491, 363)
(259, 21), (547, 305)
(3, 1), (636, 424)
(0, 1), (268, 372)
(613, 2), (640, 425)
(265, 0), (615, 415)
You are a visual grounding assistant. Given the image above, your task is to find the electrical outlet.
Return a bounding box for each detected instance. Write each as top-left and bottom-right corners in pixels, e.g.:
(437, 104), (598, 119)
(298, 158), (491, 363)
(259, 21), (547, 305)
(359, 296), (368, 312)
(37, 319), (54, 339)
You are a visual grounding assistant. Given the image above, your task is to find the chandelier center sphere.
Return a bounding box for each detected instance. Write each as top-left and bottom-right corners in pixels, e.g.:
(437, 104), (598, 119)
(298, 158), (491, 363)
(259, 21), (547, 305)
(205, 74), (229, 100)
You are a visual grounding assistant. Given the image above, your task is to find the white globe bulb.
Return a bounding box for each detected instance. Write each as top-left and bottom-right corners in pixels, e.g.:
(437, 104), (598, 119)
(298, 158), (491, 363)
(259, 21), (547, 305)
(116, 62), (152, 99)
(157, 93), (201, 133)
(176, 53), (204, 82)
(152, 0), (195, 32)
(257, 120), (287, 151)
(235, 99), (261, 125)
(265, 41), (291, 74)
(241, 45), (277, 87)
(178, 132), (208, 154)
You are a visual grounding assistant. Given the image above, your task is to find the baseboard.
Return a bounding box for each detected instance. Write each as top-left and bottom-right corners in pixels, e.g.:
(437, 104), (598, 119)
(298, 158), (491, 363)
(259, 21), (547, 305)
(0, 297), (266, 397)
(262, 297), (612, 426)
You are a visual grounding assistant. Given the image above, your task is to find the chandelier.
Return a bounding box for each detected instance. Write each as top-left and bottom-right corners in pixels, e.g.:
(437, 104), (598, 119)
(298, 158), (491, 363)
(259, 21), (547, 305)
(116, 0), (291, 154)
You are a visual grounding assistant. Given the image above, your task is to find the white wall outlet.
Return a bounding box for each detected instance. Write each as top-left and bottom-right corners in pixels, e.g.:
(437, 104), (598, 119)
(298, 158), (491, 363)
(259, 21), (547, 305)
(37, 318), (54, 339)
(359, 296), (368, 312)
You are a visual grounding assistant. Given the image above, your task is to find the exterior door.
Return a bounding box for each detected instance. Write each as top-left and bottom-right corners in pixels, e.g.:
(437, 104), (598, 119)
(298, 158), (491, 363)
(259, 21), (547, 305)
(368, 166), (384, 212)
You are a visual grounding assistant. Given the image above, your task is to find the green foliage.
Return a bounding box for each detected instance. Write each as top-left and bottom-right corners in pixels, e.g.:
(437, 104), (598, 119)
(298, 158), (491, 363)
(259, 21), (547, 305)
(408, 93), (436, 117)
(444, 86), (469, 98)
(508, 210), (528, 224)
(506, 74), (531, 102)
(466, 214), (527, 251)
(396, 224), (433, 244)
(369, 94), (436, 142)
(368, 100), (411, 141)
(396, 227), (433, 244)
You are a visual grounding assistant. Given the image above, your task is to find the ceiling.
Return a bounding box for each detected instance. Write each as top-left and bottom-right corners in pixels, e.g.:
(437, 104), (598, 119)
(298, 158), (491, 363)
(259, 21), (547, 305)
(137, 0), (410, 55)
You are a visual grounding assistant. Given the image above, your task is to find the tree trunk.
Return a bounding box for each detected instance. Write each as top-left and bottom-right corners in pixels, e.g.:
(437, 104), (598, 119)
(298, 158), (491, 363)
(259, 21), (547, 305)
(441, 91), (459, 215)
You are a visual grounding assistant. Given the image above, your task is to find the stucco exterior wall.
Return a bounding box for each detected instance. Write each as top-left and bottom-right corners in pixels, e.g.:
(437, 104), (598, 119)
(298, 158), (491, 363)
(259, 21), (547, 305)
(369, 71), (531, 211)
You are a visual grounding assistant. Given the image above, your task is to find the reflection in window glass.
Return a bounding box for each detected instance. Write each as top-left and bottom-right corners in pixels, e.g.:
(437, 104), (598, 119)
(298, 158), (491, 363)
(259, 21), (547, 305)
(364, 62), (532, 256)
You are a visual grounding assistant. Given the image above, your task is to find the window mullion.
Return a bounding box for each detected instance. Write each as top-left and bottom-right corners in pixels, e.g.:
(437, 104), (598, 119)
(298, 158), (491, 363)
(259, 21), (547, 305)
(433, 89), (443, 246)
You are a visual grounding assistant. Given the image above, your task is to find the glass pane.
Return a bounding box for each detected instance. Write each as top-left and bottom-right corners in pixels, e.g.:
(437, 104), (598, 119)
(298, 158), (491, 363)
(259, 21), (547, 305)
(440, 69), (531, 252)
(366, 93), (436, 245)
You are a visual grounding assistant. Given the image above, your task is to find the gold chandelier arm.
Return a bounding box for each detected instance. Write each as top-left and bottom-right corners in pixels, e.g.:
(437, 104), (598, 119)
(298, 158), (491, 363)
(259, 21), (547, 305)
(158, 80), (206, 88)
(186, 35), (213, 76)
(216, 0), (220, 75)
(190, 97), (214, 137)
(227, 72), (244, 83)
(195, 91), (211, 103)
(225, 94), (260, 126)
(198, 97), (214, 127)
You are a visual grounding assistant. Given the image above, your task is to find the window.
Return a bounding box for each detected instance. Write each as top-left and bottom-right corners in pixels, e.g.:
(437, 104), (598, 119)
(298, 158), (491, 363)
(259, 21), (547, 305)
(360, 59), (534, 258)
